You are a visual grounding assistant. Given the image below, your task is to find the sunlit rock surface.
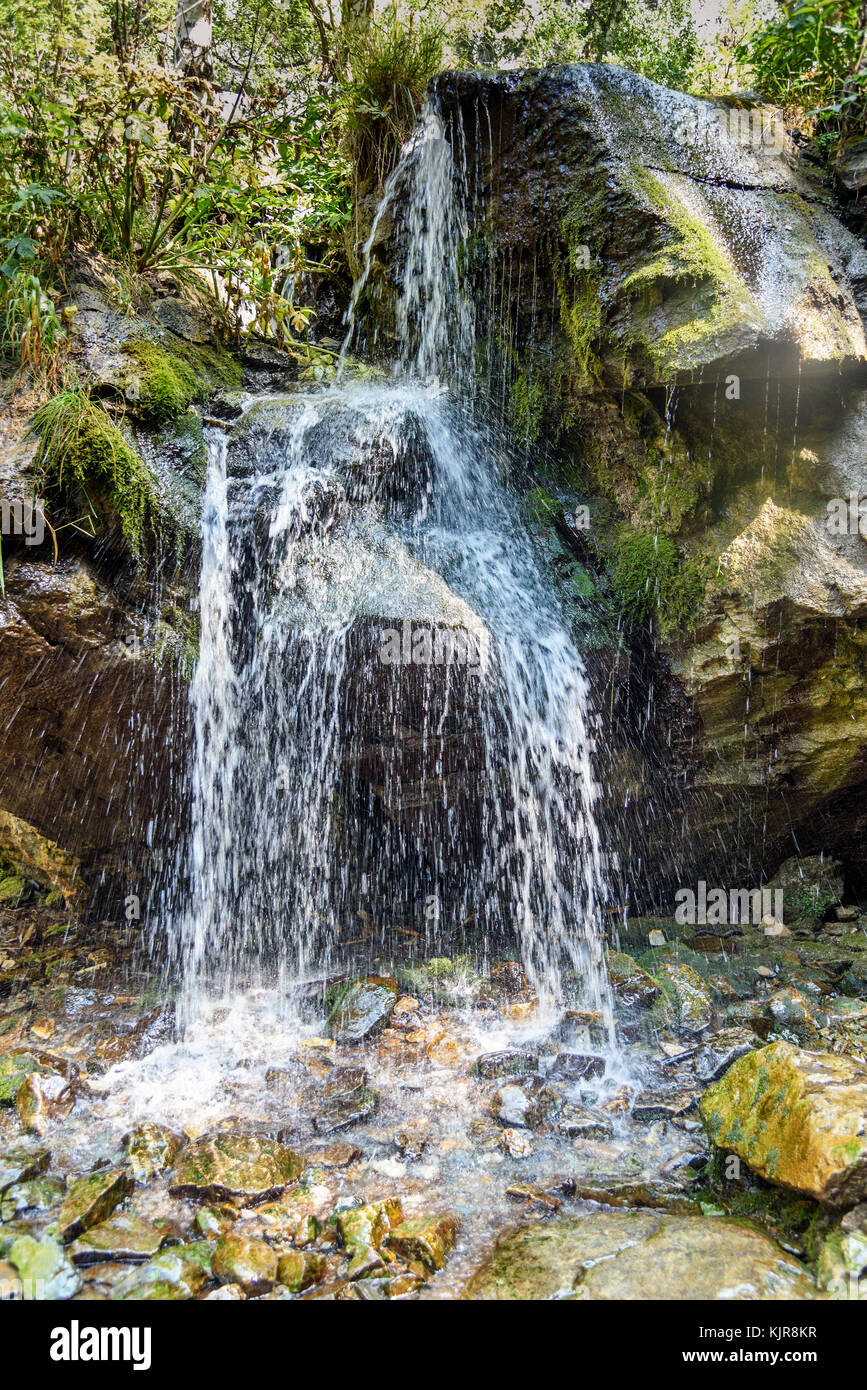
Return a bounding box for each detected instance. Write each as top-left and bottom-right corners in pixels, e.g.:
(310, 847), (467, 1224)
(700, 1040), (867, 1207)
(462, 1209), (815, 1299)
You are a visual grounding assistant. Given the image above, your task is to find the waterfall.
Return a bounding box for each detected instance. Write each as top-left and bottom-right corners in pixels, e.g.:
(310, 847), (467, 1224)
(173, 98), (615, 1042)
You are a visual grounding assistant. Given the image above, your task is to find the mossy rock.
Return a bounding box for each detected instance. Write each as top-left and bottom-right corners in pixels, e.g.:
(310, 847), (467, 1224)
(121, 338), (242, 426)
(462, 1210), (815, 1300)
(700, 1041), (867, 1206)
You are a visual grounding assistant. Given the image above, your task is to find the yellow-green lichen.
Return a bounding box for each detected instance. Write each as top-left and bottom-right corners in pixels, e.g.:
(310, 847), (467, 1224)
(621, 165), (760, 375)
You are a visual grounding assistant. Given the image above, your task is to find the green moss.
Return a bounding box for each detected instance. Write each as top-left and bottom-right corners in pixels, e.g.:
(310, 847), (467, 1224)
(525, 485), (563, 526)
(121, 341), (206, 424)
(512, 367), (546, 444)
(558, 266), (603, 381)
(621, 165), (758, 376)
(30, 388), (162, 558)
(611, 529), (708, 637)
(121, 337), (242, 426)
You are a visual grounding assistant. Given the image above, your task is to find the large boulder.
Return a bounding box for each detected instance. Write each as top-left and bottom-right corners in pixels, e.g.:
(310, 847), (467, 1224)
(462, 1210), (814, 1299)
(700, 1040), (867, 1207)
(388, 64), (867, 897)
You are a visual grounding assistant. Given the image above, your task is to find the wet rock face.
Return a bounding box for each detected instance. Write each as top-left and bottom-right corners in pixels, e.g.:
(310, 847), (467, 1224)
(462, 1210), (815, 1300)
(700, 1040), (867, 1207)
(426, 66), (867, 386)
(0, 552), (184, 896)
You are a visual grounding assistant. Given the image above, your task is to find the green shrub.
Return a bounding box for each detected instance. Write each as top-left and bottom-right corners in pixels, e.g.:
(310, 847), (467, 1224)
(738, 0), (866, 151)
(341, 6), (444, 183)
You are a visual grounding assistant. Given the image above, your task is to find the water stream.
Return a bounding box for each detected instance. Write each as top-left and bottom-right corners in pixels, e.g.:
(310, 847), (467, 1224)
(172, 100), (615, 1046)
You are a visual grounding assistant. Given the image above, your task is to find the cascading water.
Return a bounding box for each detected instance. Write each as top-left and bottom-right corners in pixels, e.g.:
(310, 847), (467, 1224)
(172, 98), (615, 1046)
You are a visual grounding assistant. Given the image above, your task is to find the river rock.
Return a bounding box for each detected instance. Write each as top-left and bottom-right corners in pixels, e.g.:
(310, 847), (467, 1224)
(7, 1232), (81, 1299)
(276, 1248), (328, 1292)
(556, 1105), (613, 1139)
(476, 1050), (538, 1079)
(394, 1116), (430, 1160)
(388, 1214), (459, 1271)
(169, 1133), (303, 1204)
(548, 1052), (605, 1083)
(327, 977), (398, 1043)
(462, 1211), (814, 1299)
(0, 1176), (65, 1221)
(113, 1243), (212, 1300)
(607, 952), (659, 1007)
(0, 1146), (51, 1190)
(124, 1121), (184, 1182)
(69, 1212), (172, 1265)
(57, 1167), (134, 1242)
(658, 963), (714, 1033)
(313, 1085), (379, 1133)
(490, 1083), (539, 1128)
(15, 1071), (75, 1134)
(761, 987), (821, 1045)
(0, 1050), (43, 1103)
(213, 1233), (278, 1295)
(500, 1127), (533, 1159)
(700, 1040), (867, 1206)
(336, 1198), (403, 1254)
(693, 1029), (756, 1082)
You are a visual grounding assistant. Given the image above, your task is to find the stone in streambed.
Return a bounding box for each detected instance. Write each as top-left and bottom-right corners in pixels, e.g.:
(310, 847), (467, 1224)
(476, 1050), (538, 1079)
(69, 1212), (173, 1265)
(0, 1176), (65, 1221)
(606, 952), (659, 1007)
(57, 1168), (134, 1243)
(169, 1133), (303, 1204)
(213, 1232), (278, 1296)
(700, 1040), (867, 1206)
(313, 1086), (379, 1134)
(500, 1128), (533, 1159)
(556, 1105), (613, 1139)
(0, 1051), (43, 1103)
(327, 977), (398, 1043)
(491, 1078), (564, 1129)
(632, 1090), (698, 1123)
(113, 1243), (213, 1300)
(462, 1211), (814, 1300)
(337, 1198), (403, 1255)
(276, 1248), (327, 1292)
(15, 1072), (75, 1134)
(657, 963), (714, 1034)
(310, 1141), (362, 1168)
(0, 1146), (51, 1192)
(555, 1010), (611, 1050)
(548, 1053), (605, 1083)
(571, 1179), (702, 1215)
(8, 1232), (81, 1299)
(124, 1121), (184, 1183)
(693, 1028), (756, 1083)
(394, 1116), (430, 1160)
(388, 1214), (459, 1272)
